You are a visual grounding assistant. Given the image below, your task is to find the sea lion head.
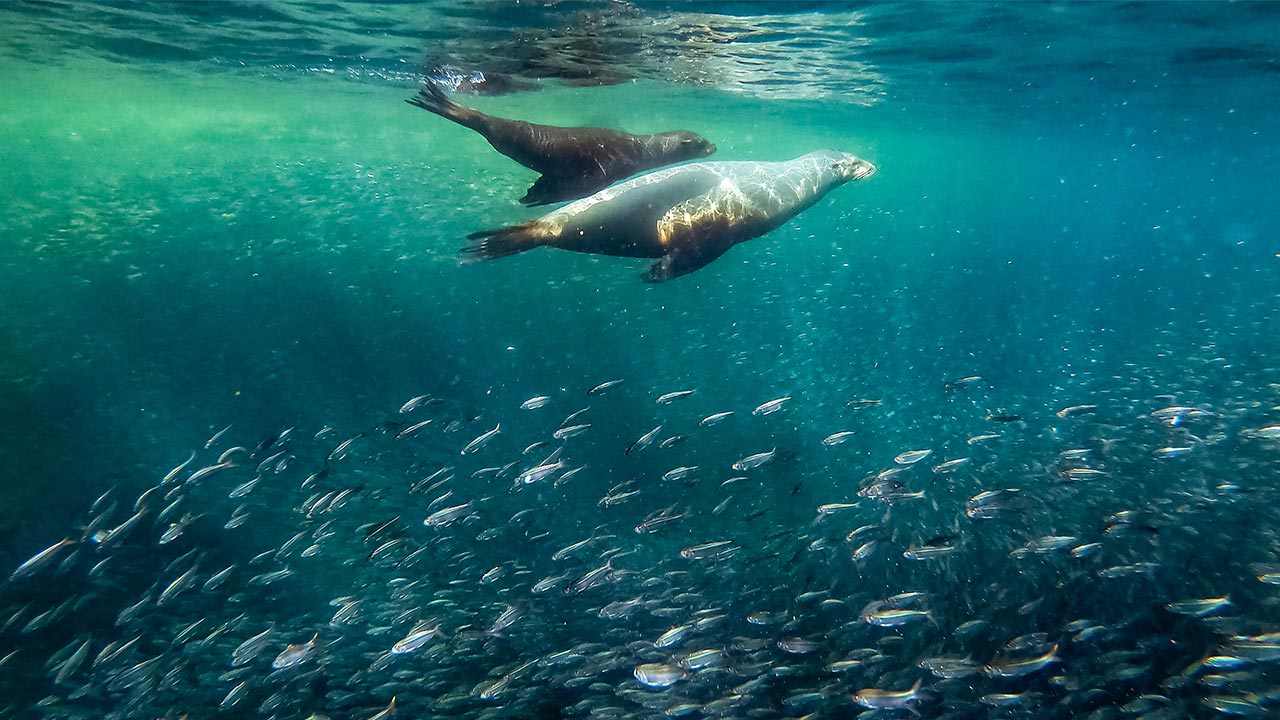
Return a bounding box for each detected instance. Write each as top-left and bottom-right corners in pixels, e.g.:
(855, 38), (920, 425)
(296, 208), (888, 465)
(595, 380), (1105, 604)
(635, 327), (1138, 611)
(826, 151), (877, 182)
(652, 131), (717, 161)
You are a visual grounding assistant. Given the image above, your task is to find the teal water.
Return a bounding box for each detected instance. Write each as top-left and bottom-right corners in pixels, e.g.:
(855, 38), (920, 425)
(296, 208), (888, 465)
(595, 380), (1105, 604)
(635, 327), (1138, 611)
(2, 2), (1280, 718)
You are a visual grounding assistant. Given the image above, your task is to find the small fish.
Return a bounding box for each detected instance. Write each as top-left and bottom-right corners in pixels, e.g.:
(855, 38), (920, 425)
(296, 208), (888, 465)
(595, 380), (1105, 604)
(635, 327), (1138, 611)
(680, 540), (737, 560)
(272, 633), (318, 669)
(1242, 425), (1280, 439)
(986, 413), (1023, 423)
(700, 411), (734, 426)
(967, 433), (1001, 445)
(219, 680), (249, 710)
(894, 449), (932, 465)
(680, 648), (725, 669)
(1153, 446), (1194, 458)
(521, 395), (551, 410)
(656, 389), (695, 404)
(663, 466), (698, 482)
(753, 396), (791, 415)
(1063, 467), (1108, 481)
(931, 457), (970, 473)
(852, 679), (923, 710)
(904, 541), (957, 561)
(487, 605), (525, 634)
(851, 540), (879, 566)
(845, 398), (881, 409)
(205, 423), (234, 448)
(157, 565), (199, 606)
(634, 662), (685, 688)
(231, 626), (275, 667)
(732, 449), (776, 472)
(517, 462), (563, 485)
(54, 636), (92, 685)
(862, 608), (932, 627)
(586, 379), (624, 395)
(627, 425), (662, 455)
(944, 375), (983, 389)
(424, 503), (472, 528)
(1071, 542), (1103, 559)
(822, 431), (856, 445)
(399, 394), (432, 413)
(395, 418), (433, 439)
(777, 638), (820, 654)
(10, 539), (75, 582)
(552, 423), (591, 440)
(228, 478), (259, 499)
(654, 625), (692, 648)
(984, 644), (1059, 678)
(461, 423), (500, 454)
(1056, 404), (1098, 418)
(1166, 596), (1233, 617)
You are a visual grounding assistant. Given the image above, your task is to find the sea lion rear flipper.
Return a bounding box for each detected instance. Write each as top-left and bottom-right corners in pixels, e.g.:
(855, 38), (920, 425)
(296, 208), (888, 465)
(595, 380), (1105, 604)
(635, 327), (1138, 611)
(406, 82), (483, 130)
(463, 221), (552, 261)
(643, 211), (736, 283)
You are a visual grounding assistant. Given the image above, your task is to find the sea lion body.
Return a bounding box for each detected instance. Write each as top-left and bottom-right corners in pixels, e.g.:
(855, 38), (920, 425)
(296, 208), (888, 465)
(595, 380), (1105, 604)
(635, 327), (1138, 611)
(408, 83), (715, 206)
(464, 150), (876, 282)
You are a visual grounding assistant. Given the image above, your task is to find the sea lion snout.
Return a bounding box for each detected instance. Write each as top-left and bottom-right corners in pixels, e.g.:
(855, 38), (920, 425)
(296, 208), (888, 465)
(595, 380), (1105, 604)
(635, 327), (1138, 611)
(658, 131), (716, 161)
(834, 153), (876, 181)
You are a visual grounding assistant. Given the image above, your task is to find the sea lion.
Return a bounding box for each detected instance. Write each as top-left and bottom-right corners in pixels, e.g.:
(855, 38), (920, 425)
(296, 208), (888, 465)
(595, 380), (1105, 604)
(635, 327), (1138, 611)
(407, 82), (716, 206)
(462, 150), (876, 282)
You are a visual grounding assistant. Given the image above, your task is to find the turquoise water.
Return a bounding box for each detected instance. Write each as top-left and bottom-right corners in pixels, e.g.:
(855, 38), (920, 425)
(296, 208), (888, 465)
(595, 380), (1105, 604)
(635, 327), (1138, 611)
(2, 2), (1280, 718)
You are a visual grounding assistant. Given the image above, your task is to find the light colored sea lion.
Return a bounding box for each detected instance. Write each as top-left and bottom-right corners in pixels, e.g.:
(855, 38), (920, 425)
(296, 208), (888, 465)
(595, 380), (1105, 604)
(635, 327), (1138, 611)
(463, 150), (876, 282)
(407, 83), (716, 206)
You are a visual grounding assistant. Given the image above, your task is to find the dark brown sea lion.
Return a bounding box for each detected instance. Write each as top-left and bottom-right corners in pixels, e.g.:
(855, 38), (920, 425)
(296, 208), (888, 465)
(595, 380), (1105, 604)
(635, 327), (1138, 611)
(406, 83), (716, 206)
(463, 150), (876, 282)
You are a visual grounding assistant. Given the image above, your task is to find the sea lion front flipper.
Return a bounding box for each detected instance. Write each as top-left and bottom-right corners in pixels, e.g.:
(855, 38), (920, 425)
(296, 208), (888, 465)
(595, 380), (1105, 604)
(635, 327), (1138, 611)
(643, 209), (736, 283)
(520, 173), (606, 207)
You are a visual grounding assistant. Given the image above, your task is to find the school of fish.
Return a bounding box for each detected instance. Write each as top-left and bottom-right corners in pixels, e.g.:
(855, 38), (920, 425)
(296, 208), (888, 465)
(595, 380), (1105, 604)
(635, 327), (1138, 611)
(3, 366), (1280, 720)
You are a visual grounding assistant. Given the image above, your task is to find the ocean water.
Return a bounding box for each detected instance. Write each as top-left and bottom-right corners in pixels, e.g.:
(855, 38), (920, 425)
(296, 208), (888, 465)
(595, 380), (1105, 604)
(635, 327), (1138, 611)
(2, 2), (1280, 718)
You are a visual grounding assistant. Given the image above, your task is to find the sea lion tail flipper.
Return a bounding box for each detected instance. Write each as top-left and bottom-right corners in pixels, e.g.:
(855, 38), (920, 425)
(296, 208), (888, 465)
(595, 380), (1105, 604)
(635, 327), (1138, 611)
(463, 222), (550, 261)
(406, 82), (482, 127)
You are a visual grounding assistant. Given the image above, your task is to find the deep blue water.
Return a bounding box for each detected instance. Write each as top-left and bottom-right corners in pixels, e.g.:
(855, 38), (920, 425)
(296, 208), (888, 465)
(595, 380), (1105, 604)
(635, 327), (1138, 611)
(1, 2), (1279, 719)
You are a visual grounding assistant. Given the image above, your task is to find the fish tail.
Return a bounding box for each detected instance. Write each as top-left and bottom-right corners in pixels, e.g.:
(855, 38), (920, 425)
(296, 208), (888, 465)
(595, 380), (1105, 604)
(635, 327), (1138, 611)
(406, 82), (482, 128)
(464, 222), (551, 261)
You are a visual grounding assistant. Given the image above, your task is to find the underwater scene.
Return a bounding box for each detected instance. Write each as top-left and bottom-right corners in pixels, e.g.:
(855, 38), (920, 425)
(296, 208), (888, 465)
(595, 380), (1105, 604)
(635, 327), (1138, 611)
(2, 1), (1280, 718)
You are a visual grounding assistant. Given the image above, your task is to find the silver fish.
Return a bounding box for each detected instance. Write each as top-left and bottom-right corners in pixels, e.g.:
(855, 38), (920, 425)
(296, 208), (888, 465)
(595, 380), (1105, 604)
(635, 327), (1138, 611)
(586, 378), (624, 395)
(752, 396), (791, 415)
(10, 539), (75, 582)
(635, 662), (684, 688)
(271, 633), (317, 669)
(461, 423), (500, 454)
(732, 449), (776, 472)
(424, 503), (473, 528)
(552, 423), (591, 440)
(391, 625), (439, 654)
(231, 626), (275, 667)
(627, 425), (662, 455)
(894, 449), (932, 465)
(656, 389), (694, 404)
(521, 395), (551, 410)
(699, 411), (734, 426)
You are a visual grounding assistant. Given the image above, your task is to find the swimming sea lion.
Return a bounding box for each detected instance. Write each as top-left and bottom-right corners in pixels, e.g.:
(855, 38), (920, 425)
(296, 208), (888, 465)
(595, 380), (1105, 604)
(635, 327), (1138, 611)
(407, 83), (716, 206)
(463, 150), (876, 282)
